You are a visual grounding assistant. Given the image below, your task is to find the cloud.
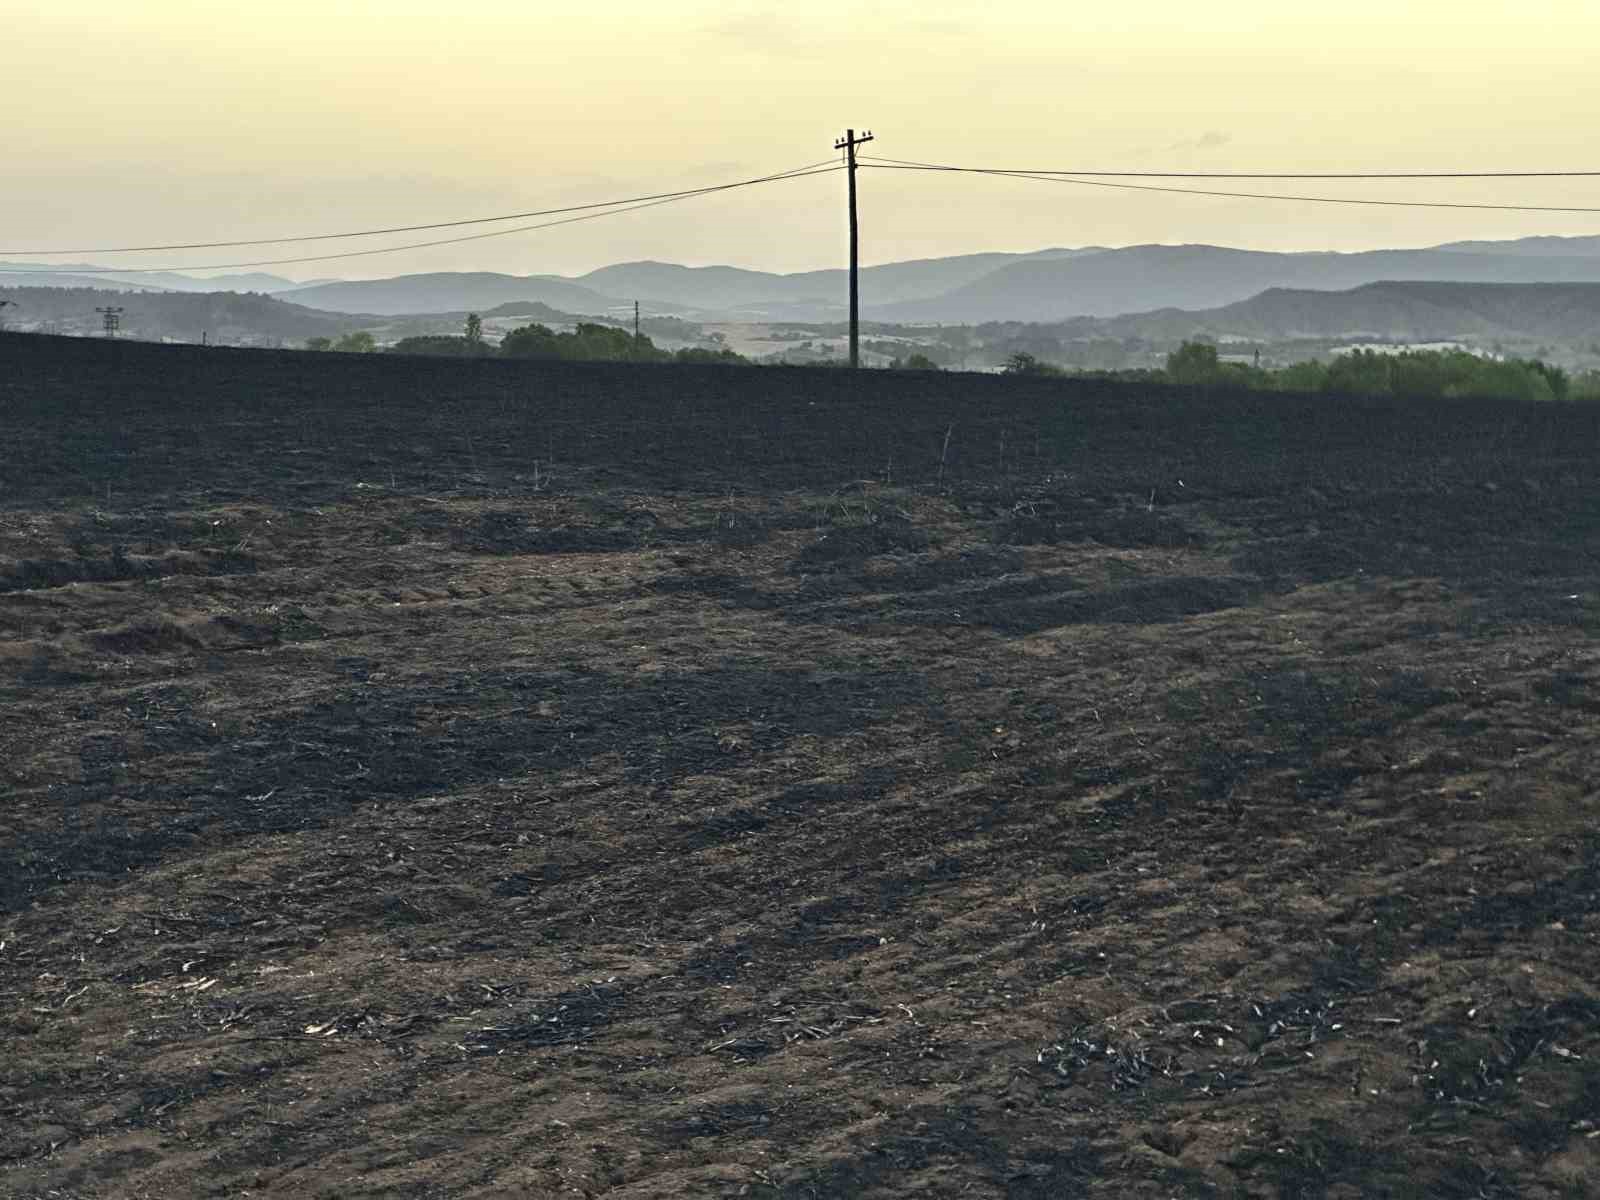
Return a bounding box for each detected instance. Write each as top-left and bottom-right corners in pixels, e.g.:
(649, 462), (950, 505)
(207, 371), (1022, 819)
(704, 5), (969, 53)
(1167, 130), (1232, 153)
(911, 16), (971, 36)
(704, 11), (828, 53)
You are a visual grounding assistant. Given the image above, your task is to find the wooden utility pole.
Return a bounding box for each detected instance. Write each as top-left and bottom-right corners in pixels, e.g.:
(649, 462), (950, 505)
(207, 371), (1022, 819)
(834, 128), (874, 368)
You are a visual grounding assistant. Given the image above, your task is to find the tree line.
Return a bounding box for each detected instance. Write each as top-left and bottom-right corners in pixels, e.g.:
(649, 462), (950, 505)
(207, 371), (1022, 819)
(305, 316), (1600, 402)
(1005, 341), (1600, 402)
(306, 314), (746, 366)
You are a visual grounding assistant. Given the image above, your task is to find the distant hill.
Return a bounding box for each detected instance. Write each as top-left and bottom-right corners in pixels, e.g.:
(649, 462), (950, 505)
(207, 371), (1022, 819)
(870, 244), (1600, 323)
(0, 264), (321, 294)
(0, 287), (360, 343)
(121, 271), (311, 294)
(0, 268), (170, 293)
(1428, 235), (1600, 258)
(20, 233), (1600, 326)
(576, 249), (1098, 316)
(1053, 281), (1600, 344)
(481, 300), (585, 321)
(284, 272), (629, 316)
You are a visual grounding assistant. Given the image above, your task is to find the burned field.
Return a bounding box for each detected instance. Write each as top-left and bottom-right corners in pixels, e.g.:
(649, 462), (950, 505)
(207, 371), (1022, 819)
(2, 333), (1599, 1198)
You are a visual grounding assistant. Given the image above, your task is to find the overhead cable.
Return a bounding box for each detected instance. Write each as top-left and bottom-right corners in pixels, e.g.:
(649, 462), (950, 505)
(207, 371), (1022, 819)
(860, 155), (1600, 180)
(0, 165), (843, 275)
(0, 160), (844, 256)
(861, 157), (1600, 214)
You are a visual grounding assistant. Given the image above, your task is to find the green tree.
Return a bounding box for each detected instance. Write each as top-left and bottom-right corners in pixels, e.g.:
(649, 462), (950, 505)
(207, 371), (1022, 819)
(567, 322), (660, 362)
(1324, 349), (1393, 396)
(1570, 371), (1600, 402)
(1164, 340), (1222, 385)
(891, 353), (940, 371)
(333, 331), (376, 353)
(499, 323), (564, 359)
(1002, 352), (1063, 377)
(304, 336), (332, 352)
(672, 346), (748, 365)
(464, 313), (483, 344)
(1276, 360), (1329, 392)
(1449, 360), (1555, 403)
(1527, 359), (1569, 401)
(391, 335), (489, 358)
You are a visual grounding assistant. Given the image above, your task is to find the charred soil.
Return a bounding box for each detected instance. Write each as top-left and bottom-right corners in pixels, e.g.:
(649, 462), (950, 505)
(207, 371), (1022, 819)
(2, 334), (1599, 1198)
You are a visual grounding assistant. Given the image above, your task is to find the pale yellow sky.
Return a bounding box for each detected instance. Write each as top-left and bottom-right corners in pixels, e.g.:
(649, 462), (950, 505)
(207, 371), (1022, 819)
(8, 0), (1600, 278)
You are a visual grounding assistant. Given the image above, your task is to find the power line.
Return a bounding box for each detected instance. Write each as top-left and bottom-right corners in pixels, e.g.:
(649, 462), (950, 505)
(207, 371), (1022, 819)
(0, 165), (844, 276)
(860, 156), (1600, 180)
(0, 160), (844, 257)
(860, 157), (1600, 214)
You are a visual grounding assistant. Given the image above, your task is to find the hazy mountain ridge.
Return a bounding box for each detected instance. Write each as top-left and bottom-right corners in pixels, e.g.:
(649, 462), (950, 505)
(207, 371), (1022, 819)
(576, 249), (1097, 313)
(1429, 235), (1600, 258)
(280, 272), (640, 317)
(0, 286), (361, 342)
(1052, 281), (1600, 344)
(872, 243), (1600, 323)
(12, 235), (1600, 331)
(0, 272), (170, 294)
(282, 235), (1600, 322)
(0, 264), (310, 294)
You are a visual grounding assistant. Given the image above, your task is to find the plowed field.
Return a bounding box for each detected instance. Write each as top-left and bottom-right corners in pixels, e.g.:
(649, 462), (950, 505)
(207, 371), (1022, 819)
(3, 334), (1599, 1198)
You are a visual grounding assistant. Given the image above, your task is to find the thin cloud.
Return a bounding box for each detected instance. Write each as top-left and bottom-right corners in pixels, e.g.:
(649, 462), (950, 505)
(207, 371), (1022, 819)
(704, 11), (828, 53)
(705, 6), (969, 52)
(912, 17), (970, 35)
(1167, 130), (1233, 153)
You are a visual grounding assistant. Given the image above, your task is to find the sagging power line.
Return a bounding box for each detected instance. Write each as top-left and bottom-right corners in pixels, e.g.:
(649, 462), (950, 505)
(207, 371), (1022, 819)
(0, 160), (844, 257)
(0, 165), (844, 277)
(860, 156), (1600, 214)
(871, 162), (1600, 180)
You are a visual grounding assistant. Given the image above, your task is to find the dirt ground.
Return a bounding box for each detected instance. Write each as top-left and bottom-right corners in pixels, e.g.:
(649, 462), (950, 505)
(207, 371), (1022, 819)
(2, 334), (1599, 1198)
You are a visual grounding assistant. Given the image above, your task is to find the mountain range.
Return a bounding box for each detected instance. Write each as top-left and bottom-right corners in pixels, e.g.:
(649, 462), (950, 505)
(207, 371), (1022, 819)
(274, 249), (1101, 318)
(871, 243), (1600, 324)
(1049, 281), (1600, 345)
(277, 235), (1600, 323)
(9, 235), (1600, 328)
(0, 264), (326, 294)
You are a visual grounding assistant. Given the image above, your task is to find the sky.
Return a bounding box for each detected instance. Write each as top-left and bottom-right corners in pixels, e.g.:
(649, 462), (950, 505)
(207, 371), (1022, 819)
(8, 0), (1600, 280)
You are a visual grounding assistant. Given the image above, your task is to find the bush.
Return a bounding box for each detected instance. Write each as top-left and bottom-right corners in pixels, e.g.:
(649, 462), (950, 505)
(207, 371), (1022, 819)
(673, 346), (748, 365)
(1002, 352), (1064, 377)
(390, 335), (493, 358)
(332, 331), (376, 354)
(1164, 340), (1222, 385)
(499, 321), (670, 363)
(499, 322), (564, 360)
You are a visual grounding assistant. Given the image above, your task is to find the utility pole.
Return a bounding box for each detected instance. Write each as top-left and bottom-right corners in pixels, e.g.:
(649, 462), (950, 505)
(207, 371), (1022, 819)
(0, 300), (13, 331)
(634, 300), (641, 350)
(834, 128), (874, 368)
(95, 306), (124, 339)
